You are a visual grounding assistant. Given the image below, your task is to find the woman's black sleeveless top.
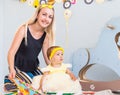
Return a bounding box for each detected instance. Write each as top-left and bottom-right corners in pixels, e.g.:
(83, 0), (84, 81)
(15, 28), (46, 72)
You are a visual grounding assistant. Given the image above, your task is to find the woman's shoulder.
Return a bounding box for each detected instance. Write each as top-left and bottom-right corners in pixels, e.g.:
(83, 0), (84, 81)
(44, 32), (49, 39)
(16, 25), (26, 36)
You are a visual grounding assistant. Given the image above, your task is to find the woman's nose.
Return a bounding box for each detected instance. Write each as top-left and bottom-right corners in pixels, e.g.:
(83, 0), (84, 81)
(45, 16), (50, 22)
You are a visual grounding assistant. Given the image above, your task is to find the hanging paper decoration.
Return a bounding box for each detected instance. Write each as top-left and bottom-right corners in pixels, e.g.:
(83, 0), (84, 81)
(47, 0), (55, 5)
(27, 0), (55, 8)
(96, 0), (105, 4)
(84, 0), (94, 4)
(33, 0), (40, 8)
(19, 0), (27, 2)
(62, 0), (74, 46)
(64, 9), (72, 46)
(19, 0), (108, 9)
(40, 0), (55, 5)
(63, 0), (71, 9)
(27, 0), (34, 6)
(70, 0), (77, 4)
(40, 0), (47, 4)
(55, 0), (62, 3)
(19, 0), (114, 7)
(64, 9), (72, 25)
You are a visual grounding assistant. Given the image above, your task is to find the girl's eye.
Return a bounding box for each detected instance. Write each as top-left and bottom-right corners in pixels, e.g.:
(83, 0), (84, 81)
(57, 54), (60, 56)
(57, 53), (63, 56)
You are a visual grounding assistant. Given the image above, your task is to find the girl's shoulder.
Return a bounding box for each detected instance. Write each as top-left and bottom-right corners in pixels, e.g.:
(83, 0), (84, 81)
(62, 63), (72, 68)
(41, 66), (50, 72)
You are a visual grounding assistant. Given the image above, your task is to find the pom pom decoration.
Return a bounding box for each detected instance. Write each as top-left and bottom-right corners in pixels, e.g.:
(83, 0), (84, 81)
(84, 0), (94, 4)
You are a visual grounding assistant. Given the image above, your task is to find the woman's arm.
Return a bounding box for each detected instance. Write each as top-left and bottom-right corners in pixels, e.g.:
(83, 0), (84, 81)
(66, 68), (77, 81)
(42, 34), (50, 65)
(7, 25), (25, 79)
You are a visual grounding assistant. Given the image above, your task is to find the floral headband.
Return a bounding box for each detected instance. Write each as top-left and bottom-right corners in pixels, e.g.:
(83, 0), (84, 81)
(49, 47), (64, 60)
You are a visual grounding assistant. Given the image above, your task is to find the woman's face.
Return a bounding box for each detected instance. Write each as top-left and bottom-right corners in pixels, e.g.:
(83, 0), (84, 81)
(37, 7), (54, 28)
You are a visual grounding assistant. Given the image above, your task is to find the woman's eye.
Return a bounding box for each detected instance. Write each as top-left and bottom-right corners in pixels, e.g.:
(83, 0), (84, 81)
(49, 16), (53, 19)
(42, 13), (46, 16)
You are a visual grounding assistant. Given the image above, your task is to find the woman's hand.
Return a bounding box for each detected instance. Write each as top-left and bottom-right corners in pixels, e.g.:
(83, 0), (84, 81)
(8, 68), (16, 79)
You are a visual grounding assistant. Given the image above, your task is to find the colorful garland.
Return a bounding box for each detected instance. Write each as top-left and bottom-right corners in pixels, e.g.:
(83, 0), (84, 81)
(19, 0), (113, 8)
(19, 0), (77, 8)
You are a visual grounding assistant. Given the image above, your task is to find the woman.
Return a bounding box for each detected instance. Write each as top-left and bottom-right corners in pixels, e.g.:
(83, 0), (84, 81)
(7, 4), (55, 80)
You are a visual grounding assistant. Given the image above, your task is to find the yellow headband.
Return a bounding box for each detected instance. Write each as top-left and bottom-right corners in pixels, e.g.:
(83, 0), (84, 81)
(49, 47), (64, 60)
(41, 4), (53, 9)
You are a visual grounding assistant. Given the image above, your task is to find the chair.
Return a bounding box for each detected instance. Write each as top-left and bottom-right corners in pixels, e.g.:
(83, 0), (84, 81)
(80, 80), (120, 92)
(79, 64), (120, 92)
(79, 63), (120, 81)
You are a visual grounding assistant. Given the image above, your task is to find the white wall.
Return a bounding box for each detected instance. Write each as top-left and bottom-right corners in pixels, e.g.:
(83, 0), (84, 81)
(0, 0), (4, 84)
(1, 0), (120, 84)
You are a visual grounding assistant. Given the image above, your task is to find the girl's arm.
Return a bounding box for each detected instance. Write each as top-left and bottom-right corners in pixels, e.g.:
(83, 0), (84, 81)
(66, 68), (77, 81)
(39, 71), (50, 92)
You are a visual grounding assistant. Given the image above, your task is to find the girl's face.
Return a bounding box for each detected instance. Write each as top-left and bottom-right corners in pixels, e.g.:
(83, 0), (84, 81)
(37, 7), (54, 28)
(51, 50), (64, 65)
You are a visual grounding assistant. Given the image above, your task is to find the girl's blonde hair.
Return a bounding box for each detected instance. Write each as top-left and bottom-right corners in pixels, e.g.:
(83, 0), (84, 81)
(18, 5), (55, 46)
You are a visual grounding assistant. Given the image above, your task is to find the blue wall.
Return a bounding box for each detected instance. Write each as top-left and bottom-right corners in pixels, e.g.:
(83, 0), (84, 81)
(72, 17), (120, 77)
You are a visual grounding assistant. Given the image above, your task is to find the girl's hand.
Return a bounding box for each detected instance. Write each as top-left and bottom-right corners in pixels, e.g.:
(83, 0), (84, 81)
(66, 68), (77, 81)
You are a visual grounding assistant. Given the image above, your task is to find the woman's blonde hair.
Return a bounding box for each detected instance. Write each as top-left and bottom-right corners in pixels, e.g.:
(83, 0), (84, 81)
(18, 5), (55, 46)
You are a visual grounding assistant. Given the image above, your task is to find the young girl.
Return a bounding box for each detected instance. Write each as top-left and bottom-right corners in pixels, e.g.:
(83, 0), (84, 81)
(32, 46), (82, 94)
